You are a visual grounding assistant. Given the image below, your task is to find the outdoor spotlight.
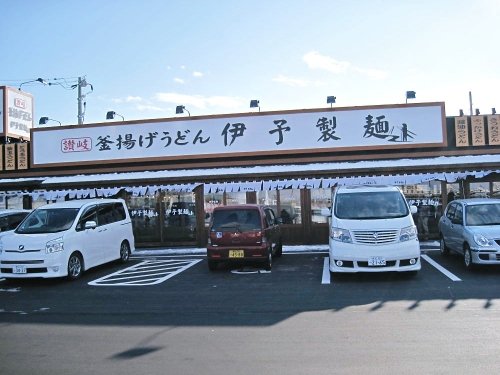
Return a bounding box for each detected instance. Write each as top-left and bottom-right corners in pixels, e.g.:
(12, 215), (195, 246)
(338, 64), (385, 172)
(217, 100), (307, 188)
(175, 105), (190, 116)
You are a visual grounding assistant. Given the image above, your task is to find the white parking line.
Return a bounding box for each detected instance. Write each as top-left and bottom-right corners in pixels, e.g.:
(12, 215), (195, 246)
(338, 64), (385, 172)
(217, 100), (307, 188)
(421, 254), (462, 281)
(322, 257), (331, 284)
(88, 259), (202, 286)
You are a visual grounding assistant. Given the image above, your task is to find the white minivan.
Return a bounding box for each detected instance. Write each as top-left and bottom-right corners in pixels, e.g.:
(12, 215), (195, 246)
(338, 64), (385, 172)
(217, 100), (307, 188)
(0, 199), (135, 280)
(323, 185), (421, 274)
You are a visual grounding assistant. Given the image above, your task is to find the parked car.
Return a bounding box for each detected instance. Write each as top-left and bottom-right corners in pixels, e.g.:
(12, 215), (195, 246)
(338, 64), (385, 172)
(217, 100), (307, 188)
(439, 198), (500, 269)
(321, 185), (420, 274)
(0, 209), (31, 234)
(0, 199), (135, 280)
(206, 204), (282, 271)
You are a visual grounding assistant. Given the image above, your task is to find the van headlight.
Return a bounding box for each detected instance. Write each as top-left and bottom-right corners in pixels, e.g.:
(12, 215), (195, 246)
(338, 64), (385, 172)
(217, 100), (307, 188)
(331, 227), (352, 243)
(400, 225), (417, 242)
(46, 237), (64, 254)
(473, 234), (494, 247)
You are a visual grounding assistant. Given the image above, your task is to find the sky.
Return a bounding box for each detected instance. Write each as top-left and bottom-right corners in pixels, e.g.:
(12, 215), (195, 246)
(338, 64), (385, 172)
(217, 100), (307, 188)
(1, 0), (499, 126)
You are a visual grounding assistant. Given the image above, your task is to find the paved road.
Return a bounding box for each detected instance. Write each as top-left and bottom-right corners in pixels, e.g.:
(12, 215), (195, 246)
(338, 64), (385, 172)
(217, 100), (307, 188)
(1, 247), (499, 375)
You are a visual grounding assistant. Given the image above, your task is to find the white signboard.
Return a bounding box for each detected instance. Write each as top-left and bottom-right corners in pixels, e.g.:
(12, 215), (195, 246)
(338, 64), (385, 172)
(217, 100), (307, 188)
(5, 87), (33, 140)
(0, 87), (4, 134)
(32, 102), (445, 167)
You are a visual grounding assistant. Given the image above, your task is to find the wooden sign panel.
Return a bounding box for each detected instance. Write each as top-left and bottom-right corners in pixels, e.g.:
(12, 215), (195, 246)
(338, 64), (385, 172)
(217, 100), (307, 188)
(454, 116), (469, 147)
(5, 144), (15, 170)
(16, 143), (28, 170)
(471, 115), (485, 146)
(487, 115), (500, 145)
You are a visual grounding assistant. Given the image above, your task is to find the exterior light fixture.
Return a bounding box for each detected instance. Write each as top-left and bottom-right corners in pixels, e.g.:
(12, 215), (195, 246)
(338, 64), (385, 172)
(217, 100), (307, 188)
(106, 111), (124, 121)
(493, 108), (497, 115)
(459, 109), (464, 116)
(19, 77), (48, 91)
(175, 105), (190, 116)
(475, 109), (480, 115)
(39, 117), (62, 126)
(327, 96), (336, 108)
(250, 100), (260, 112)
(406, 91), (416, 104)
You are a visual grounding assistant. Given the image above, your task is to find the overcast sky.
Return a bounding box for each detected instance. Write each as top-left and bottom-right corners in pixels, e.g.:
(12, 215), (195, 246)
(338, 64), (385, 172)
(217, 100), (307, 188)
(1, 0), (499, 126)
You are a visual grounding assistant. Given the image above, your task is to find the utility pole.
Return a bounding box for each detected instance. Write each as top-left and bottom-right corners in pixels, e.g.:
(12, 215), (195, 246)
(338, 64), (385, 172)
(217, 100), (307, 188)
(469, 91), (473, 116)
(77, 77), (83, 125)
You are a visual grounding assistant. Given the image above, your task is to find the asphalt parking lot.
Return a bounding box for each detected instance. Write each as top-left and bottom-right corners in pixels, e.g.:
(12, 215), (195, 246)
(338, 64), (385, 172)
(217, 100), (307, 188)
(1, 243), (500, 375)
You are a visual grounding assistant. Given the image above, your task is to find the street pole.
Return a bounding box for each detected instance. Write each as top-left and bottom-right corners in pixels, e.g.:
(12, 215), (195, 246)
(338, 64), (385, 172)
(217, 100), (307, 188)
(469, 91), (473, 116)
(77, 77), (83, 125)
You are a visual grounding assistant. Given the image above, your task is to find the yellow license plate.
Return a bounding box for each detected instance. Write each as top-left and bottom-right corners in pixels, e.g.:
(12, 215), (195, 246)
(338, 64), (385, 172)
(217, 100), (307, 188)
(229, 250), (244, 258)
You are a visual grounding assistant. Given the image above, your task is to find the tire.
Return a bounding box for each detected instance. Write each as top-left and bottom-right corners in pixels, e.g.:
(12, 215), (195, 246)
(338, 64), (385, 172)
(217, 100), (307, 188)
(263, 248), (272, 271)
(67, 253), (83, 280)
(119, 241), (131, 263)
(440, 236), (450, 256)
(275, 240), (283, 257)
(208, 259), (218, 271)
(464, 245), (475, 270)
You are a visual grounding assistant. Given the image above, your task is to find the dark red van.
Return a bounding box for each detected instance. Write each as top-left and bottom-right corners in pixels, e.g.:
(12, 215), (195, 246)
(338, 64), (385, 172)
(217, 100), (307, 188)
(207, 204), (282, 271)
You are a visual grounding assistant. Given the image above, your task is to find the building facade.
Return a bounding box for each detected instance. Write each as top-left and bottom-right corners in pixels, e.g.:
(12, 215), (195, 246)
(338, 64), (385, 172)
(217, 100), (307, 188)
(1, 92), (500, 247)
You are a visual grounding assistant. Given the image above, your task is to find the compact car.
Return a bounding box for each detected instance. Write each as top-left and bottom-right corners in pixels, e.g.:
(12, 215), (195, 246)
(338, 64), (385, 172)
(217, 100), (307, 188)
(439, 198), (500, 269)
(207, 204), (282, 271)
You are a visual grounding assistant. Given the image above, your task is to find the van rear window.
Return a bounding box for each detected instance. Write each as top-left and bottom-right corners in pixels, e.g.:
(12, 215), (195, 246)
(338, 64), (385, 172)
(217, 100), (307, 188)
(335, 191), (409, 220)
(211, 209), (261, 231)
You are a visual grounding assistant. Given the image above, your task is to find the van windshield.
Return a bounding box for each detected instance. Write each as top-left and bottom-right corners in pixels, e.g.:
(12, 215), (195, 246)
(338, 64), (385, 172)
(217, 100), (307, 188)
(335, 191), (409, 220)
(16, 208), (80, 234)
(211, 209), (261, 231)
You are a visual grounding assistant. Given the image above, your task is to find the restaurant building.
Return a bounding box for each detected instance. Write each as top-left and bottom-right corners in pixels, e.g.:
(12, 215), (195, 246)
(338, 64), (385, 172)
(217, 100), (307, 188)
(1, 86), (500, 247)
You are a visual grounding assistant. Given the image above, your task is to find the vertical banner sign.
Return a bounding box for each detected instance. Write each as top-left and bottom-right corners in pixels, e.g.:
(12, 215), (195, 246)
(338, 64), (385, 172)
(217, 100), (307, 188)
(454, 116), (469, 147)
(0, 144), (3, 170)
(16, 143), (28, 169)
(0, 87), (4, 134)
(5, 144), (15, 170)
(471, 115), (485, 146)
(487, 115), (500, 145)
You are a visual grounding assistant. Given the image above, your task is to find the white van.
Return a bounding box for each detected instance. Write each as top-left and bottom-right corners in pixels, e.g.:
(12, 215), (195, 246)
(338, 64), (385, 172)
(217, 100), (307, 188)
(0, 199), (135, 280)
(323, 185), (420, 274)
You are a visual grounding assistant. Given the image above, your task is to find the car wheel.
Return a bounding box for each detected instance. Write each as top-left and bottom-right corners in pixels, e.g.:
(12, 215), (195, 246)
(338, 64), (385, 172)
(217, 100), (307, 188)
(275, 240), (283, 257)
(440, 236), (450, 256)
(464, 245), (475, 270)
(67, 253), (83, 280)
(208, 259), (218, 271)
(263, 248), (272, 271)
(119, 241), (131, 263)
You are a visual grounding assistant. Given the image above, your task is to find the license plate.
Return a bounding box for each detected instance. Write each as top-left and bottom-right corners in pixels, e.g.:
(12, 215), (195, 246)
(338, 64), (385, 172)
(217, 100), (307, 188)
(13, 265), (27, 274)
(229, 250), (244, 258)
(368, 257), (386, 266)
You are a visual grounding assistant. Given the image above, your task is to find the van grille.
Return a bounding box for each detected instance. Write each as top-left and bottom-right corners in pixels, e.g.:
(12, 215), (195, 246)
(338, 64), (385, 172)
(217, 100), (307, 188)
(353, 230), (398, 244)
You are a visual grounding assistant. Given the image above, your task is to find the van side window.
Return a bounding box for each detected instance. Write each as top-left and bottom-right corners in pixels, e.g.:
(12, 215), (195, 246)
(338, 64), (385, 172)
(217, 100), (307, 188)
(446, 203), (457, 220)
(76, 205), (97, 231)
(453, 204), (464, 225)
(113, 203), (127, 221)
(98, 203), (115, 225)
(264, 209), (275, 227)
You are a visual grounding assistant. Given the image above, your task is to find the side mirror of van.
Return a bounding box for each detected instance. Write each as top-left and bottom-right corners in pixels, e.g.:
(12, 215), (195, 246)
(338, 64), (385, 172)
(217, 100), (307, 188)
(84, 220), (97, 230)
(320, 208), (331, 217)
(410, 205), (418, 214)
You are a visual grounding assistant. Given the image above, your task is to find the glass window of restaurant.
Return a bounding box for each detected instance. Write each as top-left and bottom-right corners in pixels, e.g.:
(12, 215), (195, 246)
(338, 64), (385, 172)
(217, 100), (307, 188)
(469, 182), (490, 197)
(163, 191), (196, 242)
(402, 182), (442, 240)
(256, 189), (301, 224)
(5, 195), (25, 209)
(492, 182), (500, 198)
(204, 192), (224, 227)
(311, 188), (331, 224)
(128, 190), (162, 243)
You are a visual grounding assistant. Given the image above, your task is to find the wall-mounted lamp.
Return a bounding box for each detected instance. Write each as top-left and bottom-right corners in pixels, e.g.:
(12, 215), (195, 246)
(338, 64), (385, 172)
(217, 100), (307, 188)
(406, 90), (416, 104)
(250, 99), (260, 112)
(475, 108), (480, 116)
(459, 109), (464, 116)
(493, 108), (497, 115)
(106, 111), (124, 121)
(175, 105), (190, 116)
(39, 117), (62, 126)
(19, 77), (48, 91)
(326, 96), (336, 108)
